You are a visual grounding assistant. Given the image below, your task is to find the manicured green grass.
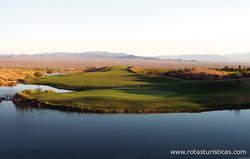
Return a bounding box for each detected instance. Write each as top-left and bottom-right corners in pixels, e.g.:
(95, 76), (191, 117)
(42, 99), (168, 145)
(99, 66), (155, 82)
(25, 66), (155, 90)
(23, 66), (250, 113)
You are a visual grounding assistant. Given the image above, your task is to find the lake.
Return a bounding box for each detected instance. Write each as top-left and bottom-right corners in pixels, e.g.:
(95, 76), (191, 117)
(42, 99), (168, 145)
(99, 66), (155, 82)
(0, 85), (249, 159)
(0, 84), (72, 98)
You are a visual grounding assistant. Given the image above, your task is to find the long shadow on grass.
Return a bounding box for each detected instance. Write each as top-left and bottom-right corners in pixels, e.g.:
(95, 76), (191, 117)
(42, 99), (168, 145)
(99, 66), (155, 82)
(121, 74), (244, 95)
(119, 74), (247, 109)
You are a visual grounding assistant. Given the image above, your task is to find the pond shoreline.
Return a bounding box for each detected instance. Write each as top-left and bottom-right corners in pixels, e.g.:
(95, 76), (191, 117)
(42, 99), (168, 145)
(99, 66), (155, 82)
(12, 96), (250, 114)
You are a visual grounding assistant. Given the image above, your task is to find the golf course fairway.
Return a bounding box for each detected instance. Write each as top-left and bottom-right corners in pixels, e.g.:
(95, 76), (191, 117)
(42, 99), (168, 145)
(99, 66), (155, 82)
(15, 66), (250, 113)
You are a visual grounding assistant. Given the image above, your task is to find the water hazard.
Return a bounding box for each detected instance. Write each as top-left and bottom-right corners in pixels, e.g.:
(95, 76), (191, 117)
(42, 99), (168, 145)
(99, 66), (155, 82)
(0, 85), (249, 159)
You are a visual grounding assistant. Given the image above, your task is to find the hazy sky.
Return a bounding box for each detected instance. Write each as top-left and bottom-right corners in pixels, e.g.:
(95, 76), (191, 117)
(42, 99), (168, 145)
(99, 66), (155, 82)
(1, 0), (250, 56)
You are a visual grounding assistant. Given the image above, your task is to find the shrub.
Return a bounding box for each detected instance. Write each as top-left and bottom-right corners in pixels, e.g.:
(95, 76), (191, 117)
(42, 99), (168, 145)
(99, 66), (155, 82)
(44, 90), (56, 93)
(83, 66), (110, 72)
(242, 71), (250, 78)
(230, 72), (242, 79)
(46, 69), (54, 74)
(34, 71), (43, 77)
(25, 73), (32, 78)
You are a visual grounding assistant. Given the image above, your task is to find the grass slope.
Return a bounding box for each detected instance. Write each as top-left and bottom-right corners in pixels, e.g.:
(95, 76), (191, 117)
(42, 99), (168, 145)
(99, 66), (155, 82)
(23, 66), (250, 113)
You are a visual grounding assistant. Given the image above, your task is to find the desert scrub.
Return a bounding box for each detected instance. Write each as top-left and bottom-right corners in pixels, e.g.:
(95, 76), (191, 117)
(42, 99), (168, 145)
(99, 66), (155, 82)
(164, 68), (230, 80)
(128, 66), (169, 74)
(15, 89), (55, 100)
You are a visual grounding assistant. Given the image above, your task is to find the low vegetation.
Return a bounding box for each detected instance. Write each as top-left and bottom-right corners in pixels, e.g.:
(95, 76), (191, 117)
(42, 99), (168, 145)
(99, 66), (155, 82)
(15, 89), (55, 100)
(0, 67), (84, 86)
(14, 66), (250, 113)
(128, 66), (169, 74)
(128, 66), (250, 80)
(164, 68), (230, 80)
(0, 68), (46, 86)
(218, 66), (250, 78)
(83, 66), (111, 72)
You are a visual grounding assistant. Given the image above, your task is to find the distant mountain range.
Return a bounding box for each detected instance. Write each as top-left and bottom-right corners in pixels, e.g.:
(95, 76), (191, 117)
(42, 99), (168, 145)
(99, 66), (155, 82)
(0, 52), (159, 60)
(158, 54), (226, 61)
(0, 51), (197, 62)
(34, 52), (161, 60)
(158, 52), (250, 62)
(226, 52), (250, 58)
(0, 51), (250, 62)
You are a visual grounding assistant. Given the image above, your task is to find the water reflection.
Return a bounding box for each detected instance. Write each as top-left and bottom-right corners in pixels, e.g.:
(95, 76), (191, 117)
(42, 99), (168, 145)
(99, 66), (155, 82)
(233, 109), (241, 115)
(0, 85), (250, 159)
(0, 84), (72, 97)
(0, 101), (250, 159)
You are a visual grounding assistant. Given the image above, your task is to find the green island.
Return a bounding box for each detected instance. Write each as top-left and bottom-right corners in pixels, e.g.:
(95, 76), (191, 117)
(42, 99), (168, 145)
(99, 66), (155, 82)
(14, 66), (250, 113)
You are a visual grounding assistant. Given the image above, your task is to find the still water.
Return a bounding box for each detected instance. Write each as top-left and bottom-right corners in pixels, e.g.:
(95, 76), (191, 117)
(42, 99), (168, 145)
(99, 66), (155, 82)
(0, 85), (249, 159)
(0, 84), (72, 98)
